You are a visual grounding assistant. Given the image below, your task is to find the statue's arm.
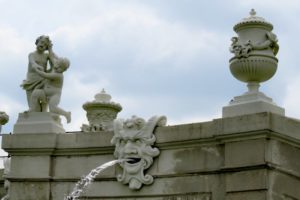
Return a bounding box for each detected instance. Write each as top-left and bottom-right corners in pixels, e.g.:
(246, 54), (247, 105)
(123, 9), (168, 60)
(35, 69), (60, 80)
(48, 42), (58, 72)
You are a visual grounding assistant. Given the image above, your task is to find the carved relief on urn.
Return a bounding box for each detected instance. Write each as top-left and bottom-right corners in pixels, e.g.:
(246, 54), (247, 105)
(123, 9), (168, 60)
(229, 9), (279, 91)
(111, 115), (167, 190)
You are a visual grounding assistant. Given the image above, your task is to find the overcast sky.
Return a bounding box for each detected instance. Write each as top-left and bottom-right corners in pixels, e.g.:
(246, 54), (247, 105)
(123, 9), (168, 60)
(0, 0), (300, 138)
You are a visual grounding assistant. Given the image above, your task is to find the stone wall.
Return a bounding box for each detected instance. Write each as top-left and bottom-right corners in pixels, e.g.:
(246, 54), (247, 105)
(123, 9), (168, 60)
(2, 112), (300, 199)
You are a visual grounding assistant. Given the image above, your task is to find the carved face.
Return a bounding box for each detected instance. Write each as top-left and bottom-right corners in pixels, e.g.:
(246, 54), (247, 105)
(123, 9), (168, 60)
(36, 37), (49, 52)
(112, 116), (166, 190)
(116, 133), (158, 173)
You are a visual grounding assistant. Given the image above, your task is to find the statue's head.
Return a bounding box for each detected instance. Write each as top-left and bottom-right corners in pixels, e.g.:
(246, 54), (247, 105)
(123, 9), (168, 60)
(112, 115), (166, 190)
(54, 57), (70, 73)
(35, 35), (51, 52)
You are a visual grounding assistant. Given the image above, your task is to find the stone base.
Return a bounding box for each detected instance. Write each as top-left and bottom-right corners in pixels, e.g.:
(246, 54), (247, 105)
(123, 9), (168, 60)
(222, 91), (285, 118)
(13, 112), (65, 134)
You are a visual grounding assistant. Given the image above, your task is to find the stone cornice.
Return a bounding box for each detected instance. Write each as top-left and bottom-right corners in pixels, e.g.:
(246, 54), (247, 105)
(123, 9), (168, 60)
(3, 112), (300, 155)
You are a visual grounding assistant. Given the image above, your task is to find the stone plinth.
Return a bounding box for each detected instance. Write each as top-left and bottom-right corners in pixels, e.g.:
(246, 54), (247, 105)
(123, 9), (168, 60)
(3, 112), (300, 199)
(223, 91), (285, 117)
(13, 112), (65, 134)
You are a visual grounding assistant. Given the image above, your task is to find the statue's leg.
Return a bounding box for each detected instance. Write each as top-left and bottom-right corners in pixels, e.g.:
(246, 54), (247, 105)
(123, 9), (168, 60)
(48, 94), (71, 123)
(30, 89), (45, 112)
(26, 90), (33, 111)
(38, 90), (47, 112)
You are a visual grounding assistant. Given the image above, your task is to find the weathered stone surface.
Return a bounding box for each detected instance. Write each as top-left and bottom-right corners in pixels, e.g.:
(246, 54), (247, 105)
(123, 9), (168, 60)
(13, 112), (65, 134)
(53, 155), (115, 179)
(9, 182), (50, 200)
(9, 156), (51, 179)
(225, 169), (267, 192)
(225, 191), (266, 200)
(269, 171), (300, 200)
(224, 139), (265, 168)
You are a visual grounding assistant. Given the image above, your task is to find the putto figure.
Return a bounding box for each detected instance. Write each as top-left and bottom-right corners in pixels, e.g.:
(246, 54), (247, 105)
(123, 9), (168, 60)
(33, 57), (71, 123)
(111, 115), (166, 190)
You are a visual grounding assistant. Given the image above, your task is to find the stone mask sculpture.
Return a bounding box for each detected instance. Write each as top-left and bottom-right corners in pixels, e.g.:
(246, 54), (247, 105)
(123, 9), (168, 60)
(111, 115), (166, 190)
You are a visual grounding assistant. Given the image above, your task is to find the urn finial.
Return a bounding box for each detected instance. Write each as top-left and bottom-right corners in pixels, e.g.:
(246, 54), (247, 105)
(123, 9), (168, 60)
(223, 10), (285, 117)
(82, 89), (122, 132)
(250, 9), (256, 16)
(94, 89), (111, 102)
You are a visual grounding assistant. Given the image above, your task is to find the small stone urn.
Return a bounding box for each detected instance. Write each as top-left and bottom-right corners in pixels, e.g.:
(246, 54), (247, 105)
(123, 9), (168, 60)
(223, 9), (284, 117)
(82, 89), (122, 132)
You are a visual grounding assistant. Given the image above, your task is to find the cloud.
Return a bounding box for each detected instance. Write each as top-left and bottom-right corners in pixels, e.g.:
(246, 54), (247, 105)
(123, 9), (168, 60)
(49, 3), (226, 71)
(236, 0), (300, 10)
(0, 26), (31, 63)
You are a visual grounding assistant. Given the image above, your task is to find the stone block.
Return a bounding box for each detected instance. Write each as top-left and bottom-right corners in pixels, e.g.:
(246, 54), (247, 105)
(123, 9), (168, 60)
(269, 171), (300, 199)
(156, 121), (215, 143)
(9, 182), (50, 200)
(224, 139), (266, 168)
(222, 100), (284, 118)
(10, 156), (51, 179)
(225, 191), (266, 200)
(13, 112), (65, 134)
(76, 176), (211, 198)
(2, 133), (56, 150)
(53, 155), (116, 179)
(156, 146), (223, 175)
(268, 140), (300, 177)
(270, 113), (300, 140)
(56, 131), (113, 149)
(226, 169), (267, 192)
(221, 112), (271, 135)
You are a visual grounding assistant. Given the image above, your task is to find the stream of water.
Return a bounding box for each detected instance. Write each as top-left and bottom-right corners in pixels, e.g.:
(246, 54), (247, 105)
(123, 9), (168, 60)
(64, 159), (127, 200)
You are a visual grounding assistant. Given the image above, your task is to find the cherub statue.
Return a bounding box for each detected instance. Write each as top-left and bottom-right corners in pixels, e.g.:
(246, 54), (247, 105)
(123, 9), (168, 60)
(32, 57), (71, 123)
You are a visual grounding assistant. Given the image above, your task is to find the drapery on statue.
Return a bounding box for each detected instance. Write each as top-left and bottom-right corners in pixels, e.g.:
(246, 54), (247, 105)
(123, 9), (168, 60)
(21, 35), (71, 123)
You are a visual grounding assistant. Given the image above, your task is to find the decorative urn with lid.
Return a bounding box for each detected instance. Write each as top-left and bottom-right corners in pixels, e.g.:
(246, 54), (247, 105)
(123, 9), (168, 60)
(223, 9), (285, 118)
(229, 9), (279, 93)
(82, 89), (122, 132)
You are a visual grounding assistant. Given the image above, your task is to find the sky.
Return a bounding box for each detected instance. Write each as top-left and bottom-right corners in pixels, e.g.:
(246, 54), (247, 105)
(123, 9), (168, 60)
(0, 0), (300, 151)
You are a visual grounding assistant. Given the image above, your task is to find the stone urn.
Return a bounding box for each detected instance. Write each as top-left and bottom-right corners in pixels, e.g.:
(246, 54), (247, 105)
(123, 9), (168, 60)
(82, 89), (122, 132)
(223, 9), (284, 118)
(229, 9), (279, 93)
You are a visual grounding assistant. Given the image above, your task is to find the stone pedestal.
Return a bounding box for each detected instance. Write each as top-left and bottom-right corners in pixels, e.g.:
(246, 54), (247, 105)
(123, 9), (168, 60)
(13, 112), (65, 134)
(223, 91), (285, 117)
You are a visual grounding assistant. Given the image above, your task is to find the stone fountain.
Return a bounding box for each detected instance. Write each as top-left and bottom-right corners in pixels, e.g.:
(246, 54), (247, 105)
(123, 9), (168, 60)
(1, 10), (300, 200)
